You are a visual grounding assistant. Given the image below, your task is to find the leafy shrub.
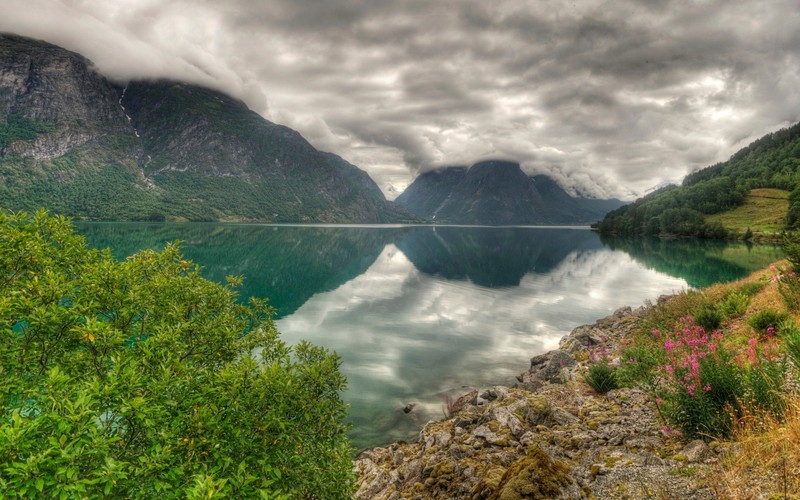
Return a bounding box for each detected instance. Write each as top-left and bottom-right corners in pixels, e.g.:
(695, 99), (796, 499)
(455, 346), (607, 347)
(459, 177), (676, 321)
(0, 211), (354, 498)
(720, 292), (749, 318)
(748, 309), (789, 333)
(585, 363), (618, 394)
(784, 231), (800, 272)
(693, 306), (723, 331)
(616, 343), (666, 390)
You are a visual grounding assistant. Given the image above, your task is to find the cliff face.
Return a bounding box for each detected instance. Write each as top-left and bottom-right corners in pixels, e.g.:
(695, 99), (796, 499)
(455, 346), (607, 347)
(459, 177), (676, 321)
(396, 161), (624, 225)
(0, 34), (416, 223)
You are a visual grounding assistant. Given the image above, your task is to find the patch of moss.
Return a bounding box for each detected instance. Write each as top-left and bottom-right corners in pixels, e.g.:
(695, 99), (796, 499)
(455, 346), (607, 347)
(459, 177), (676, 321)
(490, 445), (573, 500)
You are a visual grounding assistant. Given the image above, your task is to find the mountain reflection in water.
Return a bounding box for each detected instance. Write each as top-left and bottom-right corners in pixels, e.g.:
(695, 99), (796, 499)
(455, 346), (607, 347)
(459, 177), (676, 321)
(77, 223), (782, 449)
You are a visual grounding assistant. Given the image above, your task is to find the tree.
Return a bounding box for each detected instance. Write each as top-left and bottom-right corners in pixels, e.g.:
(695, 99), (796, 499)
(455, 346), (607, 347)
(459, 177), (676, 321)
(0, 211), (354, 498)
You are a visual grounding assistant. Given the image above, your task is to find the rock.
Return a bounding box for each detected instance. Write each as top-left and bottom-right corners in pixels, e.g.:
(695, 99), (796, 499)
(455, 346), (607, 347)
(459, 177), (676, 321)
(447, 390), (478, 415)
(523, 395), (552, 426)
(611, 305), (632, 319)
(481, 389), (499, 401)
(683, 439), (715, 463)
(528, 350), (576, 384)
(402, 403), (416, 414)
(470, 424), (507, 447)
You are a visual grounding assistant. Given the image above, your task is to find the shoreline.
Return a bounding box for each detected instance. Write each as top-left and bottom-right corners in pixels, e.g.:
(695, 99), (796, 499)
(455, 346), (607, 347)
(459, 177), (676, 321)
(354, 301), (721, 499)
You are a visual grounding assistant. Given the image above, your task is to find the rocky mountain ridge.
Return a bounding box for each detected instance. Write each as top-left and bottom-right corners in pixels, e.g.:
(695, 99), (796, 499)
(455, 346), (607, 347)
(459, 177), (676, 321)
(395, 161), (625, 225)
(0, 33), (415, 222)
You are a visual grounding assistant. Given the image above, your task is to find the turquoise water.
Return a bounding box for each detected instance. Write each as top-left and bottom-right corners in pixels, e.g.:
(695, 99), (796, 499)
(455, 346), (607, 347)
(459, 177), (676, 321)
(76, 223), (783, 449)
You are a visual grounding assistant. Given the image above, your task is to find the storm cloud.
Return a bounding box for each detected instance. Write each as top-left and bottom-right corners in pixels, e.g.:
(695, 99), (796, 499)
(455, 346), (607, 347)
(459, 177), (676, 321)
(2, 0), (799, 199)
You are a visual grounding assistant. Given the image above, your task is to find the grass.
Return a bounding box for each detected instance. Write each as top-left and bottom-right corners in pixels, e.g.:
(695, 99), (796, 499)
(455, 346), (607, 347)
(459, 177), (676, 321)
(706, 188), (789, 236)
(713, 396), (800, 498)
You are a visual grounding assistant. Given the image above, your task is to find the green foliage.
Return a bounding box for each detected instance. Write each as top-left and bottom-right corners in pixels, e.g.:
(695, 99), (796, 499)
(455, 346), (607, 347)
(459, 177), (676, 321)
(783, 231), (800, 272)
(584, 363), (619, 394)
(748, 309), (789, 333)
(779, 320), (800, 369)
(598, 122), (800, 237)
(661, 345), (744, 439)
(0, 112), (55, 149)
(693, 306), (723, 332)
(719, 292), (750, 318)
(0, 211), (355, 498)
(616, 344), (666, 390)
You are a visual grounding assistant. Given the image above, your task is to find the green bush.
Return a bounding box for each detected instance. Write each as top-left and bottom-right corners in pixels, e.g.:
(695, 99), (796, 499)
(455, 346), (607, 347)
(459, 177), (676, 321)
(0, 211), (354, 498)
(748, 309), (789, 333)
(585, 363), (619, 394)
(616, 344), (667, 390)
(784, 231), (800, 272)
(693, 306), (723, 331)
(720, 292), (750, 318)
(779, 320), (800, 369)
(737, 282), (766, 297)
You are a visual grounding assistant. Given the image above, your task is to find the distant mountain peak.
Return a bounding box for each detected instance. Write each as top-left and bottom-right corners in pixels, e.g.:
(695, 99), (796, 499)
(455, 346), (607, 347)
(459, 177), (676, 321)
(396, 162), (624, 225)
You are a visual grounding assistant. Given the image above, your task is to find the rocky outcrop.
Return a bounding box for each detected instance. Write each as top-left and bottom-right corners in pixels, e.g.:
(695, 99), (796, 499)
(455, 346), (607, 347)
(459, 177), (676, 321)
(355, 304), (720, 499)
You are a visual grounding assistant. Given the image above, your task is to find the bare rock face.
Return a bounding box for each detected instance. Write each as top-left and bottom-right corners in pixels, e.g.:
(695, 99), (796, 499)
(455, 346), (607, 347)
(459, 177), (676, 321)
(355, 301), (718, 499)
(0, 34), (134, 164)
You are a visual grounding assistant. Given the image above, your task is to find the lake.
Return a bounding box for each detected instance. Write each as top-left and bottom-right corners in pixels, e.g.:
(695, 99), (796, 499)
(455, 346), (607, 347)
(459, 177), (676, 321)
(75, 223), (783, 450)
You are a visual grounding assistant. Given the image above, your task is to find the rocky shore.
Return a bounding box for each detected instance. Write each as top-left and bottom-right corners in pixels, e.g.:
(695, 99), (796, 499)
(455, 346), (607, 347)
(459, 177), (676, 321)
(355, 302), (725, 499)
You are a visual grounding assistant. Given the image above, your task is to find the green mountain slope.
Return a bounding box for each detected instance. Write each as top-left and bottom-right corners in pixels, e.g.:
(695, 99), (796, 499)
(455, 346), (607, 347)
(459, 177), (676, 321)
(0, 33), (416, 222)
(597, 122), (800, 237)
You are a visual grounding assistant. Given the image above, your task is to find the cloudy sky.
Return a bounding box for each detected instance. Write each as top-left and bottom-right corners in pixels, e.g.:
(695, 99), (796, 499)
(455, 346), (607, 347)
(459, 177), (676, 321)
(2, 0), (799, 199)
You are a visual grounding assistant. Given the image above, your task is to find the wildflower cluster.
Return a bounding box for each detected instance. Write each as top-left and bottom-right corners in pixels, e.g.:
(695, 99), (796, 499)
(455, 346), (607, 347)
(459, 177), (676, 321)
(656, 317), (722, 397)
(644, 316), (785, 439)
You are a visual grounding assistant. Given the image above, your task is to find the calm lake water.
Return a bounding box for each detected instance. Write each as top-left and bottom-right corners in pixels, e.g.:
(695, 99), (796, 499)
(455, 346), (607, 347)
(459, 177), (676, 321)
(75, 223), (783, 450)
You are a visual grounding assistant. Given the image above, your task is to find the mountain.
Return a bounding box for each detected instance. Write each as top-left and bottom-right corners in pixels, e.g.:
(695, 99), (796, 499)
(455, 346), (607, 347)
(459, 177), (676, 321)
(395, 226), (604, 287)
(395, 160), (624, 225)
(597, 122), (800, 238)
(0, 33), (416, 222)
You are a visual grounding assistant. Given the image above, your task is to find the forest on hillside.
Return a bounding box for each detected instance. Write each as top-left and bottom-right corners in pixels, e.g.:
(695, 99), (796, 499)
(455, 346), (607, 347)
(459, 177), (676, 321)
(597, 122), (800, 237)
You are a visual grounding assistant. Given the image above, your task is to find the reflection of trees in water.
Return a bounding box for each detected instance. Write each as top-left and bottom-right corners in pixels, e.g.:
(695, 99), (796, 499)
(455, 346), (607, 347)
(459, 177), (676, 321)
(395, 227), (604, 287)
(599, 235), (783, 288)
(76, 223), (401, 318)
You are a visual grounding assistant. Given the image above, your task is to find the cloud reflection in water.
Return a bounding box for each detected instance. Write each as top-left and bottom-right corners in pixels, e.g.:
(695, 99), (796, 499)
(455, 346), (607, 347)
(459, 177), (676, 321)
(277, 242), (688, 449)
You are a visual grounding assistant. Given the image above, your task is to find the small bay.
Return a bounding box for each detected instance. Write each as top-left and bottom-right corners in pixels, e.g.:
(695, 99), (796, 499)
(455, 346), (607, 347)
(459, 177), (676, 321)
(76, 223), (783, 450)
